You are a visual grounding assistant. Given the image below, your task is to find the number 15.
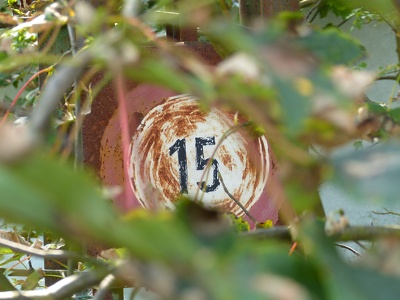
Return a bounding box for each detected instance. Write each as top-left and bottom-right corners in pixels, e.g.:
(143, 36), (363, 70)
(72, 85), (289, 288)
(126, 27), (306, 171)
(169, 137), (220, 194)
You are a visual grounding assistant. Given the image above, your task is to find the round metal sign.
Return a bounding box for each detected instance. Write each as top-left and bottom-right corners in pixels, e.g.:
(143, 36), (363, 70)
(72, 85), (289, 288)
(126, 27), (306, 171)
(129, 95), (270, 217)
(83, 43), (280, 224)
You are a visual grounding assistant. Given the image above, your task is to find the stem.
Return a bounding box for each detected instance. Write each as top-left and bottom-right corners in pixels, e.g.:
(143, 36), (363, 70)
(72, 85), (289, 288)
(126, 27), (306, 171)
(218, 172), (258, 223)
(305, 0), (321, 23)
(334, 243), (362, 257)
(0, 66), (53, 126)
(114, 72), (132, 209)
(300, 0), (317, 9)
(387, 72), (400, 108)
(372, 208), (400, 216)
(377, 74), (399, 81)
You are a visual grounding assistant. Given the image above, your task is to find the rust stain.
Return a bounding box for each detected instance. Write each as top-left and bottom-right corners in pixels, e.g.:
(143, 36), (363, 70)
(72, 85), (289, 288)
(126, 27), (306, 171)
(83, 42), (281, 224)
(129, 95), (271, 217)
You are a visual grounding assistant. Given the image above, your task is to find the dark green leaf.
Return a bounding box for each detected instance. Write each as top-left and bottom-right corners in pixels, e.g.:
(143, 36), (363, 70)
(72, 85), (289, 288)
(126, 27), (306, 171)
(367, 101), (387, 114)
(0, 272), (15, 291)
(388, 107), (400, 123)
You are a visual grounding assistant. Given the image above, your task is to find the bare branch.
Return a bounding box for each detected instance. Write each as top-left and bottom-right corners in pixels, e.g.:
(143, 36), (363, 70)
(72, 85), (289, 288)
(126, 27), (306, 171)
(0, 236), (100, 266)
(376, 75), (399, 81)
(0, 272), (105, 300)
(93, 274), (117, 300)
(372, 208), (400, 216)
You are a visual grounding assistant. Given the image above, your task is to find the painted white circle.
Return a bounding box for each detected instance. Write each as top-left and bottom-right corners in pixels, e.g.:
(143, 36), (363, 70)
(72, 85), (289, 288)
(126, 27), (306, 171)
(129, 95), (270, 216)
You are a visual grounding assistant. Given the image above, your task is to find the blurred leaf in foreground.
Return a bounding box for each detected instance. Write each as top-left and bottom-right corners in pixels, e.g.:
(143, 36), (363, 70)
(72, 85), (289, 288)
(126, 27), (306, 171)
(332, 141), (400, 205)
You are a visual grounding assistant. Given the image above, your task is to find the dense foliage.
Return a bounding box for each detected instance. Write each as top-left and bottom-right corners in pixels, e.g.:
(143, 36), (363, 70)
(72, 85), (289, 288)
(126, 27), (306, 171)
(1, 0), (400, 299)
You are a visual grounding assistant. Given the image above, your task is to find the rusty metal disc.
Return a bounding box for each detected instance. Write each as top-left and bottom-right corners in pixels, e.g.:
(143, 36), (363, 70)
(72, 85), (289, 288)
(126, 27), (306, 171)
(129, 94), (270, 217)
(83, 42), (280, 224)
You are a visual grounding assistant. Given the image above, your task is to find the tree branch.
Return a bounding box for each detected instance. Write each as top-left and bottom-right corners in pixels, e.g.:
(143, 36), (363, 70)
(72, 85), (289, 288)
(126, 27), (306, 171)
(243, 225), (400, 242)
(243, 226), (292, 240)
(0, 272), (106, 300)
(377, 74), (400, 81)
(372, 208), (400, 216)
(0, 236), (100, 265)
(93, 274), (117, 300)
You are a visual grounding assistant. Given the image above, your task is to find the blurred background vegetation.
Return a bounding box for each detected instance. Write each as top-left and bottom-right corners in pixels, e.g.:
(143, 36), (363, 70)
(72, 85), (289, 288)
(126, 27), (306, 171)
(1, 0), (400, 299)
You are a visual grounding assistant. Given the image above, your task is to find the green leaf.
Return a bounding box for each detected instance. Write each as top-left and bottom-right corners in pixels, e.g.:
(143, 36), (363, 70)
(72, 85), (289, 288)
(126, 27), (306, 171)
(298, 28), (364, 65)
(353, 140), (363, 150)
(333, 0), (396, 17)
(367, 101), (387, 114)
(0, 272), (15, 291)
(332, 141), (400, 204)
(0, 155), (119, 243)
(388, 107), (400, 123)
(304, 221), (400, 300)
(0, 247), (13, 255)
(21, 268), (44, 290)
(0, 253), (23, 267)
(0, 154), (200, 263)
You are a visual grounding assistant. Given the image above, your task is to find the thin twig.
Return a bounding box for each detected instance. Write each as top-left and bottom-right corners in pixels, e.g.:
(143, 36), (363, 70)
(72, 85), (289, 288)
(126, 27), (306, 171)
(372, 208), (400, 216)
(335, 243), (362, 257)
(376, 74), (400, 81)
(306, 0), (321, 23)
(354, 241), (368, 251)
(336, 16), (353, 28)
(218, 172), (258, 224)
